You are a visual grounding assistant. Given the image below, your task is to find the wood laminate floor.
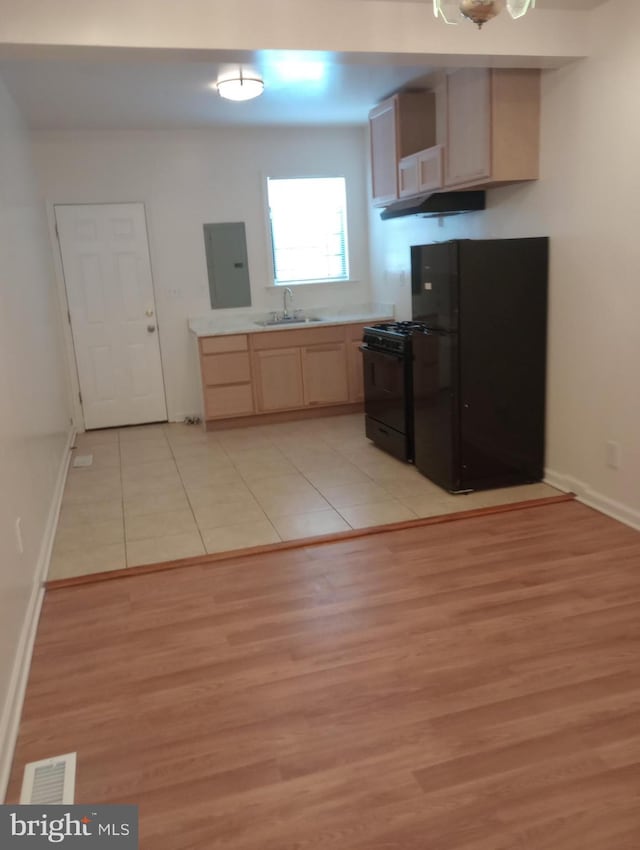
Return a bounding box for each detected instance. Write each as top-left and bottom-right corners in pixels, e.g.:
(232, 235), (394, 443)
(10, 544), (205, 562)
(8, 500), (640, 849)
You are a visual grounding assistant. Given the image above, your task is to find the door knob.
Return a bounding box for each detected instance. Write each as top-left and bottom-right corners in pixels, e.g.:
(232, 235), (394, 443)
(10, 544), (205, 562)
(147, 325), (156, 333)
(145, 309), (154, 317)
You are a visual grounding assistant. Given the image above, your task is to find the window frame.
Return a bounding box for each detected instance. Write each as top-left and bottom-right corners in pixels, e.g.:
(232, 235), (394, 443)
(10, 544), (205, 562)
(264, 174), (352, 287)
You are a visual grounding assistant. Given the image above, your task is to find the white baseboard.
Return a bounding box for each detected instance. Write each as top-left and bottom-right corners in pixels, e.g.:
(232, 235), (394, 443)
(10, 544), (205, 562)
(545, 467), (640, 532)
(0, 426), (75, 802)
(543, 468), (584, 495)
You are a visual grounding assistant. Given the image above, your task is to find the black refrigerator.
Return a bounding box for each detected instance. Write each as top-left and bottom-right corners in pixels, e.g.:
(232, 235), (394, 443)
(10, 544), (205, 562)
(411, 237), (548, 493)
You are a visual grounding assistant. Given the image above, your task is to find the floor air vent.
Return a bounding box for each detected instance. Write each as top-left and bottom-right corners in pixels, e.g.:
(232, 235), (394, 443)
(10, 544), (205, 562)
(20, 753), (77, 804)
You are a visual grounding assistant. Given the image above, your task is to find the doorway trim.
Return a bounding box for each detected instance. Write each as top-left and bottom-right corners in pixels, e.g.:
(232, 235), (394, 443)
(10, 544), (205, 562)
(47, 200), (168, 432)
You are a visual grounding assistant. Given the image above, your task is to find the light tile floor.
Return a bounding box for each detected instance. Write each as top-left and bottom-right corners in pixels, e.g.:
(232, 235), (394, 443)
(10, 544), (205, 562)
(49, 415), (562, 580)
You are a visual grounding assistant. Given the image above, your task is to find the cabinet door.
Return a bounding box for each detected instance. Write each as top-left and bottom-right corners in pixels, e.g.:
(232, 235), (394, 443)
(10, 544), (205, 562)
(416, 145), (444, 192)
(369, 99), (398, 207)
(348, 340), (365, 402)
(398, 153), (419, 199)
(399, 146), (444, 199)
(302, 344), (349, 406)
(254, 348), (304, 412)
(445, 69), (491, 187)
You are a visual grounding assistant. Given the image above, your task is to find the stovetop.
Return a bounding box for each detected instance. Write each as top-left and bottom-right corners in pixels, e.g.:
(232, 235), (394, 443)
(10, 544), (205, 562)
(367, 321), (428, 338)
(362, 321), (430, 355)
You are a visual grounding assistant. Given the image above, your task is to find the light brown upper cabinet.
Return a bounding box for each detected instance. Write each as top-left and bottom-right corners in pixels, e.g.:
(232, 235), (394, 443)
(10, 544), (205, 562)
(398, 145), (444, 199)
(369, 92), (436, 207)
(441, 68), (541, 190)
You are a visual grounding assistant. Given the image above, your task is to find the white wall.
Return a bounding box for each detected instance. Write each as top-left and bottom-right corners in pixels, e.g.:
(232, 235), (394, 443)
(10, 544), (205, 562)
(0, 0), (591, 65)
(32, 125), (371, 422)
(0, 75), (71, 795)
(369, 0), (640, 526)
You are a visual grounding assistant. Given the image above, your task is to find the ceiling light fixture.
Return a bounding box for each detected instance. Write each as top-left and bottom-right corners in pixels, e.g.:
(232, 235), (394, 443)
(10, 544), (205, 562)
(433, 0), (536, 28)
(216, 71), (264, 101)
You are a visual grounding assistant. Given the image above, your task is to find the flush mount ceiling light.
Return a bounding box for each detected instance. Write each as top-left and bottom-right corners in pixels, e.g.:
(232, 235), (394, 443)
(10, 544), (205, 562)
(434, 0), (536, 28)
(216, 71), (264, 101)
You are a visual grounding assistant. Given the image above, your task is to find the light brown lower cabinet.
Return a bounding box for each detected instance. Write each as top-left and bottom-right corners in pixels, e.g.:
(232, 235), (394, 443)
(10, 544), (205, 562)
(253, 347), (304, 412)
(198, 334), (256, 420)
(197, 320), (390, 424)
(348, 340), (365, 402)
(302, 343), (349, 406)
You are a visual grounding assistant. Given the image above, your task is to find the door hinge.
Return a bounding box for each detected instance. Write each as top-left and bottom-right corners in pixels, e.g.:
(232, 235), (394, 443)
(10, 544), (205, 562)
(78, 391), (83, 406)
(55, 222), (59, 240)
(67, 310), (71, 324)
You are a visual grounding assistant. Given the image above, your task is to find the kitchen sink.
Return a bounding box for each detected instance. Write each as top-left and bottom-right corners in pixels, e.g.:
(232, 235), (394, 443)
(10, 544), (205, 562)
(254, 316), (324, 327)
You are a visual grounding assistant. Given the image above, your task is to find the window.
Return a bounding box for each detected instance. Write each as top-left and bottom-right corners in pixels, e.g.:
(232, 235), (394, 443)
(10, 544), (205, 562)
(267, 177), (350, 285)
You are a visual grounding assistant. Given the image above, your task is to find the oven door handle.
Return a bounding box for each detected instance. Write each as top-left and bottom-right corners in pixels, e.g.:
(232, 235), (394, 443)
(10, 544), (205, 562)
(360, 345), (405, 360)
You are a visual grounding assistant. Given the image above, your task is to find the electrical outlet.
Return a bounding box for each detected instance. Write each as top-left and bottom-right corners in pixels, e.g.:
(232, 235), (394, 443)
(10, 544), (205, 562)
(15, 517), (24, 555)
(606, 440), (620, 470)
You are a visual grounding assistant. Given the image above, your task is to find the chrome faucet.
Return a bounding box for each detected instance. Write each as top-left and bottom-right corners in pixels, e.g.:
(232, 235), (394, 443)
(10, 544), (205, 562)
(282, 286), (294, 319)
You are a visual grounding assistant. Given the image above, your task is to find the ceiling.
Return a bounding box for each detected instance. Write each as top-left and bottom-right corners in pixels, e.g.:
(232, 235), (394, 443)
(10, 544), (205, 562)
(0, 0), (609, 131)
(0, 53), (437, 130)
(361, 0), (606, 6)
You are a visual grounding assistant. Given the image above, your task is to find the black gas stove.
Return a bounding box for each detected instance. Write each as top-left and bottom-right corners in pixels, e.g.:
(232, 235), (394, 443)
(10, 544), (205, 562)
(360, 321), (430, 462)
(362, 321), (428, 356)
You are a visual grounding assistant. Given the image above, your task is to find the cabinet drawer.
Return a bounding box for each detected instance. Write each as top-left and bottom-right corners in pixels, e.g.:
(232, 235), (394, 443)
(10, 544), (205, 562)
(204, 384), (254, 419)
(200, 334), (248, 354)
(201, 352), (251, 386)
(251, 325), (345, 350)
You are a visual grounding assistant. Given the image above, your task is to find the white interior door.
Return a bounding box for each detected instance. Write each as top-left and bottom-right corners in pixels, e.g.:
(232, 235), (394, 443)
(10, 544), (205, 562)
(56, 203), (167, 430)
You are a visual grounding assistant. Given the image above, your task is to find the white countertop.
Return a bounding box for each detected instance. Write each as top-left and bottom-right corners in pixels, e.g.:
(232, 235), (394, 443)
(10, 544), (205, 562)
(188, 303), (395, 337)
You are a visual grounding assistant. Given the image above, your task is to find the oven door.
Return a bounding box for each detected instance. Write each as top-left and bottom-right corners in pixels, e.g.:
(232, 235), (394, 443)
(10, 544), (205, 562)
(361, 344), (411, 460)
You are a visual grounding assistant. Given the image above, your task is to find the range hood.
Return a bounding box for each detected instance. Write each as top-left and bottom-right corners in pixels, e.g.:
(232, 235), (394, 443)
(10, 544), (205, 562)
(380, 190), (486, 220)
